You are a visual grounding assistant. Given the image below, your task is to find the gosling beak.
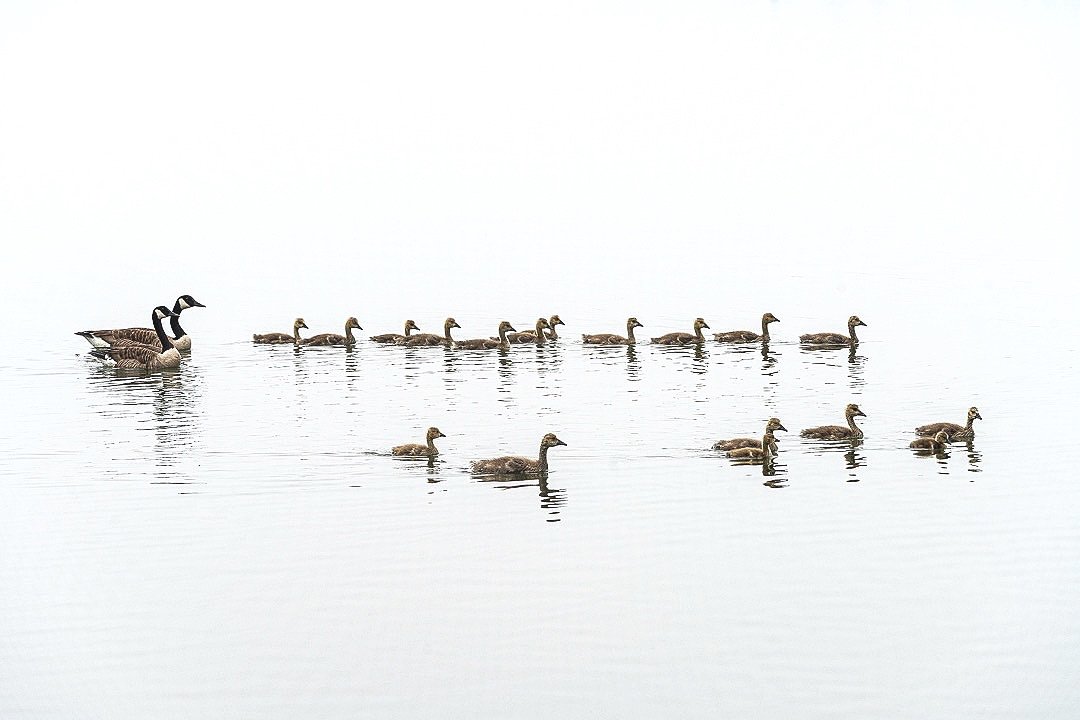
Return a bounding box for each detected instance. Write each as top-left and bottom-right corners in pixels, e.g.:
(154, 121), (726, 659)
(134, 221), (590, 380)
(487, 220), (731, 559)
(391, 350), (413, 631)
(777, 424), (788, 432)
(556, 439), (567, 446)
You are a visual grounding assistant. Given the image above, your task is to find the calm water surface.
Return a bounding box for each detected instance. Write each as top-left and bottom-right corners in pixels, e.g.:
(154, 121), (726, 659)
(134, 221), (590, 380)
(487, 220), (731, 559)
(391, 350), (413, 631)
(2, 304), (1078, 718)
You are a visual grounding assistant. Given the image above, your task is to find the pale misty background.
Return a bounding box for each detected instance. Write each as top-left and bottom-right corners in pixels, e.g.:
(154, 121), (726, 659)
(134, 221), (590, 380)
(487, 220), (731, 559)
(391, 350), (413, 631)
(4, 5), (1080, 718)
(0, 1), (1076, 340)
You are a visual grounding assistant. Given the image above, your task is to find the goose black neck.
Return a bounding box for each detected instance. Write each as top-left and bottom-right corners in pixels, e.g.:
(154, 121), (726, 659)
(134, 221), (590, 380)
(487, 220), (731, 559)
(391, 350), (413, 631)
(169, 315), (185, 340)
(152, 312), (175, 351)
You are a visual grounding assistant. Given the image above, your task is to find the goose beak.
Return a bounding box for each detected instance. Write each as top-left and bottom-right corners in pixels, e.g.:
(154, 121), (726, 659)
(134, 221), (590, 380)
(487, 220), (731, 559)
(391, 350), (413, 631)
(192, 300), (206, 308)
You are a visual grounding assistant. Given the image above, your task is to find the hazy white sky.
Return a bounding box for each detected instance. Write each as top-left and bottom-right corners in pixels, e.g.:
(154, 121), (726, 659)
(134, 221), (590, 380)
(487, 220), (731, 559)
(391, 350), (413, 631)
(1, 1), (1077, 334)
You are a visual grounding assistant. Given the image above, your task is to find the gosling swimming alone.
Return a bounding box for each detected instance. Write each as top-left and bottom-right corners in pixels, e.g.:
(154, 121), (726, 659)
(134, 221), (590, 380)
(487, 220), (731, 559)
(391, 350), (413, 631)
(652, 318), (710, 345)
(582, 317), (644, 345)
(800, 315), (866, 346)
(254, 318), (308, 344)
(713, 313), (779, 343)
(469, 433), (567, 474)
(302, 317), (363, 346)
(800, 403), (867, 440)
(392, 427), (446, 457)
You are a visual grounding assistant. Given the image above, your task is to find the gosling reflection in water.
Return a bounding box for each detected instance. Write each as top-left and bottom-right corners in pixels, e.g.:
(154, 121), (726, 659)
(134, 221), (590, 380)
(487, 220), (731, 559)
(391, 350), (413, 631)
(625, 346), (641, 382)
(963, 439), (982, 473)
(760, 342), (778, 373)
(475, 471), (567, 521)
(845, 441), (867, 480)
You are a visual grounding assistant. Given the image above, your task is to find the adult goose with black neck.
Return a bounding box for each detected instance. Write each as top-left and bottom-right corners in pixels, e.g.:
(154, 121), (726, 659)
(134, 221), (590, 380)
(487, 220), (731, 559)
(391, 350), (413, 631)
(76, 294), (206, 352)
(88, 306), (182, 371)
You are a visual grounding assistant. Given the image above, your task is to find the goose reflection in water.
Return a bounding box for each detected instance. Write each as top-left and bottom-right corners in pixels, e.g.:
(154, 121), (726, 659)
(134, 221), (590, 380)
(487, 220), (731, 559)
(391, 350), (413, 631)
(150, 371), (203, 485)
(847, 346), (866, 389)
(760, 342), (779, 374)
(963, 440), (982, 473)
(727, 453), (789, 487)
(624, 345), (642, 382)
(689, 344), (707, 375)
(845, 441), (867, 480)
(474, 471), (567, 521)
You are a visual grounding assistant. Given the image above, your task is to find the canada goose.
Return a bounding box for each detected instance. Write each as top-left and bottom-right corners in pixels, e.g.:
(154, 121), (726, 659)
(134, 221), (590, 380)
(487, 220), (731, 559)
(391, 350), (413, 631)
(582, 317), (644, 345)
(713, 418), (787, 452)
(76, 294), (206, 352)
(370, 320), (420, 344)
(543, 315), (565, 340)
(456, 321), (516, 350)
(910, 430), (950, 451)
(800, 403), (867, 440)
(915, 407), (982, 441)
(402, 317), (461, 347)
(652, 318), (710, 345)
(726, 427), (781, 460)
(800, 315), (866, 345)
(302, 317), (363, 346)
(470, 433), (567, 474)
(89, 306), (181, 371)
(713, 313), (779, 343)
(253, 318), (308, 344)
(501, 318), (551, 345)
(392, 427), (446, 457)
